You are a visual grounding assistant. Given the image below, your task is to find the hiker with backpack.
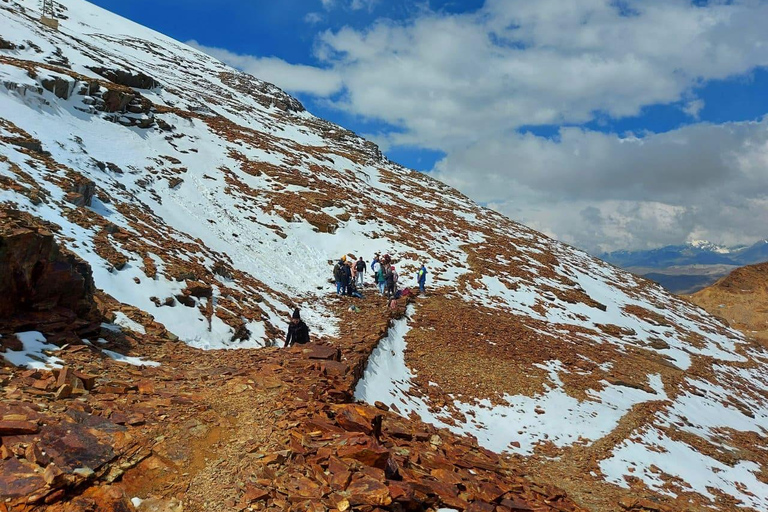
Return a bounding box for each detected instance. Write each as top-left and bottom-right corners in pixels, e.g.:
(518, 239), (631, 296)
(340, 260), (352, 296)
(377, 262), (387, 295)
(285, 308), (310, 347)
(333, 259), (345, 295)
(417, 263), (427, 294)
(355, 257), (366, 288)
(385, 265), (398, 298)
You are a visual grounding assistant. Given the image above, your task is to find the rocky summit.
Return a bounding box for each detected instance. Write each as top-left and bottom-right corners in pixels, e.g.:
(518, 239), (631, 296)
(1, 1), (768, 511)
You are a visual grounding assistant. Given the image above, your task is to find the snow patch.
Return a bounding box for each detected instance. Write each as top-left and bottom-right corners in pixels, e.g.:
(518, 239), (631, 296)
(1, 332), (64, 369)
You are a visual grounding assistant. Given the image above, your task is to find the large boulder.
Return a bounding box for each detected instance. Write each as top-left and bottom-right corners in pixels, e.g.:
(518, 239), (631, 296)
(0, 209), (100, 336)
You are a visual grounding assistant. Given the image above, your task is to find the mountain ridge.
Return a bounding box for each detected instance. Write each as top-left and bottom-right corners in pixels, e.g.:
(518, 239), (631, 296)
(599, 239), (768, 269)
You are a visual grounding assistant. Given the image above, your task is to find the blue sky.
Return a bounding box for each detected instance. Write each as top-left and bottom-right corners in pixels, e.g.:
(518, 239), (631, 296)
(89, 0), (768, 252)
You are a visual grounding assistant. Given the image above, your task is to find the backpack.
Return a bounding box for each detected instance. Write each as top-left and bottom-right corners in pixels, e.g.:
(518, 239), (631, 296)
(356, 260), (365, 272)
(333, 263), (341, 281)
(393, 270), (399, 283)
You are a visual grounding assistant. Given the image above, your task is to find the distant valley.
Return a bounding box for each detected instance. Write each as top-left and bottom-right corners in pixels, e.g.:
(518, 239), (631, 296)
(599, 239), (768, 293)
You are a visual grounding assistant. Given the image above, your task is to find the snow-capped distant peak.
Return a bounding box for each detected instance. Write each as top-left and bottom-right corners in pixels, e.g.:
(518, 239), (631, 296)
(687, 239), (730, 253)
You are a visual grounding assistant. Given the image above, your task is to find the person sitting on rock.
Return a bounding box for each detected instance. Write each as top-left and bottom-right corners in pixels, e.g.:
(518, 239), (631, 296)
(348, 279), (363, 299)
(285, 308), (310, 347)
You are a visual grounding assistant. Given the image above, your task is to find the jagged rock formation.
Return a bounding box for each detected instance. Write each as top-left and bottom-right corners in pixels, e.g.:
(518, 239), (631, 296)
(689, 262), (768, 347)
(1, 1), (768, 511)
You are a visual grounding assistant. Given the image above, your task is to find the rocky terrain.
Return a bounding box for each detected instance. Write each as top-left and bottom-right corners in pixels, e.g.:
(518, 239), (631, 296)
(689, 262), (768, 347)
(1, 211), (586, 512)
(1, 1), (768, 511)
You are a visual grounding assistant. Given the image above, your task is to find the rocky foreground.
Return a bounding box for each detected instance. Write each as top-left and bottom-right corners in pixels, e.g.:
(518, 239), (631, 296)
(0, 211), (601, 512)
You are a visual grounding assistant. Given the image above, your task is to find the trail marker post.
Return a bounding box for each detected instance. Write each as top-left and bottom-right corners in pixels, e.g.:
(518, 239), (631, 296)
(41, 0), (59, 30)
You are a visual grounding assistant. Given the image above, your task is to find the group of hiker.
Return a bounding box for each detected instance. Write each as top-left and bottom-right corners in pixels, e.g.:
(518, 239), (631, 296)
(286, 253), (428, 347)
(333, 253), (427, 299)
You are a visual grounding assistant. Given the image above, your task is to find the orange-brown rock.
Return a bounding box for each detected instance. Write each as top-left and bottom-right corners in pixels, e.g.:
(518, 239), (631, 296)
(185, 280), (213, 298)
(333, 404), (378, 434)
(346, 475), (392, 507)
(0, 420), (39, 435)
(335, 435), (390, 469)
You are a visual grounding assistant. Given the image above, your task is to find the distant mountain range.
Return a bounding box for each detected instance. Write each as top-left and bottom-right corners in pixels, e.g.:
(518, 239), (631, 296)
(599, 239), (768, 293)
(600, 239), (768, 268)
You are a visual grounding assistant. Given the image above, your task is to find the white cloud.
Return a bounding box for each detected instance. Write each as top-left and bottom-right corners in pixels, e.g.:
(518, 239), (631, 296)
(304, 12), (324, 24)
(432, 118), (768, 252)
(310, 0), (768, 148)
(350, 0), (378, 11)
(186, 41), (343, 97)
(683, 99), (705, 119)
(320, 0), (377, 12)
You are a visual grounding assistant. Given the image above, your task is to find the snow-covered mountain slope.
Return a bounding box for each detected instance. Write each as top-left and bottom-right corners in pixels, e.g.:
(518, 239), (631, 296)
(2, 1), (768, 510)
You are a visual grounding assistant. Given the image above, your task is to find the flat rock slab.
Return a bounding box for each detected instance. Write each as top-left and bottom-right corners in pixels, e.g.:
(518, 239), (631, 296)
(38, 422), (117, 472)
(0, 457), (46, 498)
(304, 345), (341, 361)
(0, 419), (39, 435)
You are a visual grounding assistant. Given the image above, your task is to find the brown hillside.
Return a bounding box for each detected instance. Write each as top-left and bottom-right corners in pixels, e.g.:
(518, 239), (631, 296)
(688, 261), (768, 346)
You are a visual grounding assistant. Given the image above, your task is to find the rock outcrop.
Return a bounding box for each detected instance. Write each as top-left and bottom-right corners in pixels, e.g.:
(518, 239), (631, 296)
(0, 209), (100, 340)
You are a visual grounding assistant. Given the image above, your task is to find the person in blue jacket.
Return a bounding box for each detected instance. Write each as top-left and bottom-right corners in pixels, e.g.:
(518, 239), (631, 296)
(417, 263), (427, 294)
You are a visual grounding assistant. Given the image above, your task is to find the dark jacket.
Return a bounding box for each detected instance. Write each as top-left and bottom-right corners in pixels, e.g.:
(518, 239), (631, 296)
(286, 320), (310, 346)
(340, 264), (352, 284)
(333, 262), (343, 281)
